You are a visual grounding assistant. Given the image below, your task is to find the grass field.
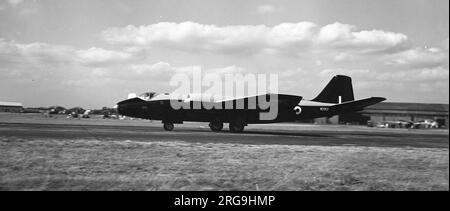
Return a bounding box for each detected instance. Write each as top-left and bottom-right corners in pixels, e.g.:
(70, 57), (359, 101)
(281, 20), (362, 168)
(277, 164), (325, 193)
(1, 137), (448, 191)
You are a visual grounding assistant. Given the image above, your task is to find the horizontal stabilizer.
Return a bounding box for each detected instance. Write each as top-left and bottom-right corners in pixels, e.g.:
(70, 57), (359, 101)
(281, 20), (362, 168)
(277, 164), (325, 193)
(331, 97), (386, 113)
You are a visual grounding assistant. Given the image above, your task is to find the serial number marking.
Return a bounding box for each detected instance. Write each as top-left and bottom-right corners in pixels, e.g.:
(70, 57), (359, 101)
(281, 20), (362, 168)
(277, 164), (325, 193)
(320, 107), (329, 111)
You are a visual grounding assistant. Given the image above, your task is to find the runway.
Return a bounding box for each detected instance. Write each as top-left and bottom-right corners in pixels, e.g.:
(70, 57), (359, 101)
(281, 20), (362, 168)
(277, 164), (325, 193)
(1, 113), (448, 191)
(0, 119), (448, 149)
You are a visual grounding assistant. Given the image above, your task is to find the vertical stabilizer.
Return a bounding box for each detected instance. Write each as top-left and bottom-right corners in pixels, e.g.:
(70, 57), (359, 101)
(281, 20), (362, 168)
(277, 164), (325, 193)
(312, 75), (354, 104)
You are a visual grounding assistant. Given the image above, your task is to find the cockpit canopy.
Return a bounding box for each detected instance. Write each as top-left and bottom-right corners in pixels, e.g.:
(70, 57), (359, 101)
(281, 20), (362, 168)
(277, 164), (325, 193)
(136, 92), (223, 102)
(138, 92), (158, 100)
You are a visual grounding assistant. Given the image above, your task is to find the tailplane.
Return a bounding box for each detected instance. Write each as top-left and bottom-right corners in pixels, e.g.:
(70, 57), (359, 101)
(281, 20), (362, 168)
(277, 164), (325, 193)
(330, 97), (386, 113)
(312, 75), (354, 104)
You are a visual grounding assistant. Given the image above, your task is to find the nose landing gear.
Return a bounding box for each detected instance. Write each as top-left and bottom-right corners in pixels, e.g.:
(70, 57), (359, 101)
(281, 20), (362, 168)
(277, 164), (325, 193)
(163, 122), (174, 131)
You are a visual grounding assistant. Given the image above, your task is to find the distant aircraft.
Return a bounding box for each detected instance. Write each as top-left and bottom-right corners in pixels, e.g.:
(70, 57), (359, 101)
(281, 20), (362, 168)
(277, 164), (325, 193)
(81, 110), (91, 118)
(374, 120), (413, 128)
(117, 75), (386, 132)
(413, 119), (440, 129)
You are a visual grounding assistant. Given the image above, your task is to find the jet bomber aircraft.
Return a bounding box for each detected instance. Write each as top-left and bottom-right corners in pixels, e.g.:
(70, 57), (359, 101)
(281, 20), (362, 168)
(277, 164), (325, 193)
(117, 75), (386, 133)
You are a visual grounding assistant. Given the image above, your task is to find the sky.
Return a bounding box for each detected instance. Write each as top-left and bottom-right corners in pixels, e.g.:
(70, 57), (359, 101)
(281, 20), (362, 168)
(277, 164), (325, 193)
(0, 0), (448, 108)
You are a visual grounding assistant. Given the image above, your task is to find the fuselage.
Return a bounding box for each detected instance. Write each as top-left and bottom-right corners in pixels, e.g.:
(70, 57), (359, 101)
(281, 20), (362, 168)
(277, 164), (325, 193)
(117, 93), (340, 124)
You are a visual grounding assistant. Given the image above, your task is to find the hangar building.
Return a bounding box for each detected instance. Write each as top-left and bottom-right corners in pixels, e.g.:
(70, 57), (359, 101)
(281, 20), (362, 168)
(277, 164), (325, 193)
(315, 102), (449, 129)
(0, 101), (23, 113)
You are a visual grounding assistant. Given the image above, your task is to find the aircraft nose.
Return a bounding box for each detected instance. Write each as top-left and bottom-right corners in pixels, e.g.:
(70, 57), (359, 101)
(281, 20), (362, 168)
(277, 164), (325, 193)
(116, 97), (145, 117)
(116, 100), (131, 116)
(116, 104), (123, 115)
(116, 102), (128, 116)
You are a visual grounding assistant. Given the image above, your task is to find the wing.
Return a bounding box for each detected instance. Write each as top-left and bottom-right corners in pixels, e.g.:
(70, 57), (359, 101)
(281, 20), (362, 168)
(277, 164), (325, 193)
(216, 94), (303, 110)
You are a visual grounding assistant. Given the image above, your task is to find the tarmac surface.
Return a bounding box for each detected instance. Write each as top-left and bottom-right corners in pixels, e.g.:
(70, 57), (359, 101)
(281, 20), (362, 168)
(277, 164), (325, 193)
(0, 113), (448, 148)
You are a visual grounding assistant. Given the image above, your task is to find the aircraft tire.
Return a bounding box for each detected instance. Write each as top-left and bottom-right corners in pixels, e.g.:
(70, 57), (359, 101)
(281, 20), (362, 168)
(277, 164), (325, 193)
(229, 122), (245, 133)
(209, 120), (224, 132)
(163, 123), (174, 131)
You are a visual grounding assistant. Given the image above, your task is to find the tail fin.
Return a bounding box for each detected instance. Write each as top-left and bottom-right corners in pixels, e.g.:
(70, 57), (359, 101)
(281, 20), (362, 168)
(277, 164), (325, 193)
(312, 75), (354, 104)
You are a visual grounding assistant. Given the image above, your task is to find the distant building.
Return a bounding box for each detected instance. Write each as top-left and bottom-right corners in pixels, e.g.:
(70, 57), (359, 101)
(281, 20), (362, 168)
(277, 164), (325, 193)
(315, 102), (449, 129)
(0, 101), (23, 113)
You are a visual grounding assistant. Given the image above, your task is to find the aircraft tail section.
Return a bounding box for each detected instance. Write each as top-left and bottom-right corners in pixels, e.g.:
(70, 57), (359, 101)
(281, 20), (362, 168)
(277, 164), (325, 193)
(312, 75), (354, 104)
(330, 97), (386, 114)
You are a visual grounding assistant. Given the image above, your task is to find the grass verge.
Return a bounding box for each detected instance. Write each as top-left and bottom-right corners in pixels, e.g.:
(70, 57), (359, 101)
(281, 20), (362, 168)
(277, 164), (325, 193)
(0, 137), (448, 191)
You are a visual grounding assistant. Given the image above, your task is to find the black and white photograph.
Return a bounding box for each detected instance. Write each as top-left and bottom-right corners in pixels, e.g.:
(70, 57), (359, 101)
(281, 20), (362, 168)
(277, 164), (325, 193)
(0, 0), (448, 198)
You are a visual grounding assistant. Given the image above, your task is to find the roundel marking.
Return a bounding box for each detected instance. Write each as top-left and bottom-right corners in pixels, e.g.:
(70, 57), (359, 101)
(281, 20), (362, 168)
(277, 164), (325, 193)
(294, 106), (302, 115)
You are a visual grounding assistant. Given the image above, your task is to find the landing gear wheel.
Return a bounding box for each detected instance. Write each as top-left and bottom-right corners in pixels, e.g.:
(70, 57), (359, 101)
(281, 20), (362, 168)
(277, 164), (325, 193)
(163, 122), (174, 131)
(209, 119), (224, 132)
(229, 122), (245, 133)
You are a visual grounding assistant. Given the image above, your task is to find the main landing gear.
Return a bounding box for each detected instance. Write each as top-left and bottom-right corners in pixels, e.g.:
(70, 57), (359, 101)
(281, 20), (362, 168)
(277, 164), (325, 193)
(162, 118), (245, 133)
(209, 116), (246, 133)
(209, 119), (224, 132)
(229, 121), (245, 133)
(163, 122), (174, 131)
(229, 116), (245, 133)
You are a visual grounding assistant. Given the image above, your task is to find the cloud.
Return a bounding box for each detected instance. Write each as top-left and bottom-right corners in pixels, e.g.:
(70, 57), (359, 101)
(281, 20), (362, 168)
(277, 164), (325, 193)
(414, 66), (449, 81)
(0, 38), (75, 64)
(206, 65), (246, 75)
(7, 0), (24, 6)
(333, 53), (359, 62)
(319, 68), (375, 78)
(76, 47), (134, 66)
(102, 21), (410, 57)
(379, 38), (449, 85)
(127, 62), (245, 78)
(0, 37), (248, 88)
(386, 46), (449, 69)
(317, 22), (410, 54)
(0, 38), (145, 93)
(257, 4), (283, 14)
(128, 62), (173, 76)
(320, 66), (449, 83)
(0, 38), (136, 66)
(3, 0), (39, 15)
(102, 22), (269, 55)
(266, 22), (317, 48)
(60, 62), (249, 92)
